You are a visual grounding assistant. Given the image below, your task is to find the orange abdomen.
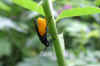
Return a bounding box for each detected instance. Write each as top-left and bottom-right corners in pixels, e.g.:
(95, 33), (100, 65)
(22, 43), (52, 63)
(37, 17), (47, 36)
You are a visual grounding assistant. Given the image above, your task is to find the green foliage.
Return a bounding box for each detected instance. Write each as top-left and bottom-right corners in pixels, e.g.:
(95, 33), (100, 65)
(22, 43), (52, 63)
(88, 30), (99, 38)
(0, 0), (100, 66)
(95, 0), (100, 6)
(18, 56), (57, 66)
(0, 32), (11, 56)
(13, 0), (44, 15)
(0, 1), (11, 11)
(57, 7), (100, 21)
(13, 0), (100, 23)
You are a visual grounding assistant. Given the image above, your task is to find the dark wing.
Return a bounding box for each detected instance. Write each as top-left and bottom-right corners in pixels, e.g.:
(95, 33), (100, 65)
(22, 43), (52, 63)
(33, 19), (49, 47)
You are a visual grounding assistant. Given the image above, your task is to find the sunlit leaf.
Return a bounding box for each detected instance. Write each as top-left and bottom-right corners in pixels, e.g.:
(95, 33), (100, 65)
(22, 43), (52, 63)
(57, 7), (100, 21)
(13, 0), (44, 15)
(0, 1), (11, 11)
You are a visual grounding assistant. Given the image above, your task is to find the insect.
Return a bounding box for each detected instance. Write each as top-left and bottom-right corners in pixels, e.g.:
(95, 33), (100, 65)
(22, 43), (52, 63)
(33, 15), (49, 47)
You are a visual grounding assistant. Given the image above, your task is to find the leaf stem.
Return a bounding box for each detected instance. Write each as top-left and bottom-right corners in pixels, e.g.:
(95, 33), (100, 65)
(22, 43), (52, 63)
(42, 0), (67, 66)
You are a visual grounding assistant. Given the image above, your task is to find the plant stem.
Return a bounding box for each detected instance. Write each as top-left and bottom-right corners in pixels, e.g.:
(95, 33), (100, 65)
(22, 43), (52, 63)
(42, 0), (67, 66)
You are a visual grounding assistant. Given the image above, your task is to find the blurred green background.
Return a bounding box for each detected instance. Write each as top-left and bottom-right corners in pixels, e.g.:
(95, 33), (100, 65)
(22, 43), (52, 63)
(0, 0), (100, 66)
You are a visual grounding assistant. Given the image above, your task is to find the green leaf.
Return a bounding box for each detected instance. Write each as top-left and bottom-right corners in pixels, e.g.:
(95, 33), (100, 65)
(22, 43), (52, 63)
(57, 7), (100, 21)
(95, 0), (100, 6)
(0, 1), (11, 11)
(0, 32), (11, 56)
(13, 0), (44, 15)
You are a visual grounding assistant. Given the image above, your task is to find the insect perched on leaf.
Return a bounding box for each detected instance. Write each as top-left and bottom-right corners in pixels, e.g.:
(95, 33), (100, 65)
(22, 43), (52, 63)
(33, 15), (49, 47)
